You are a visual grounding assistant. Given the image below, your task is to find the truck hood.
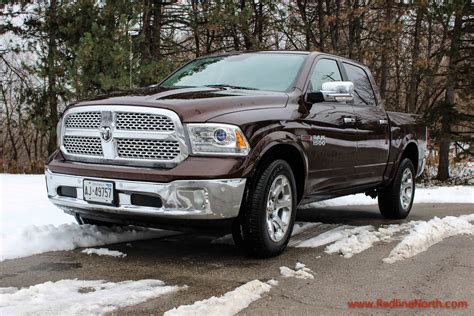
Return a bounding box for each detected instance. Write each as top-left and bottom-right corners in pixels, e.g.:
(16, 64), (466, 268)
(70, 86), (289, 122)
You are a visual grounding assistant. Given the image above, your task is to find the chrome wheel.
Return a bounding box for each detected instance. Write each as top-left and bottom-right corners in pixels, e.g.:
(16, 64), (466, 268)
(400, 168), (414, 210)
(266, 175), (293, 242)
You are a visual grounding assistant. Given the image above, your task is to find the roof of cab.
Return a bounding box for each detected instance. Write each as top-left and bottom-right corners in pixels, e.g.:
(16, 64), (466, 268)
(199, 50), (369, 69)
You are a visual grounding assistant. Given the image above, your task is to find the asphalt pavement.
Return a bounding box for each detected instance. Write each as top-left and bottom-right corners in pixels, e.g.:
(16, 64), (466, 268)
(1, 203), (473, 315)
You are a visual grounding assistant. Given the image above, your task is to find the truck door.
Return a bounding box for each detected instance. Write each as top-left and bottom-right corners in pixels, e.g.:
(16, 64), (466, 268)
(300, 57), (358, 196)
(342, 62), (390, 186)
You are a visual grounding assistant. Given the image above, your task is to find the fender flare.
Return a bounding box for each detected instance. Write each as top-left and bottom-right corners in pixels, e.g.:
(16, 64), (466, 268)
(242, 130), (309, 186)
(387, 139), (420, 182)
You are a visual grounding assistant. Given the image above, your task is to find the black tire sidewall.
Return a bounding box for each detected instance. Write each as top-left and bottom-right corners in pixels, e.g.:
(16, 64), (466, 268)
(385, 158), (416, 218)
(245, 159), (297, 256)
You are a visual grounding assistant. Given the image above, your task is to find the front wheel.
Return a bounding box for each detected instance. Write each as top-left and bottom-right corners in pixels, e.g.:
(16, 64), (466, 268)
(240, 159), (297, 257)
(378, 158), (415, 219)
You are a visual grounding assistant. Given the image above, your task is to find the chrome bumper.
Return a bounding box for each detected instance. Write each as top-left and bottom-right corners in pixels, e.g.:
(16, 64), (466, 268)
(45, 170), (246, 220)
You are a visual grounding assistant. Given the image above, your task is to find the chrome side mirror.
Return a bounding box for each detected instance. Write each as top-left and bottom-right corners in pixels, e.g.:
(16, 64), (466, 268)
(321, 81), (354, 102)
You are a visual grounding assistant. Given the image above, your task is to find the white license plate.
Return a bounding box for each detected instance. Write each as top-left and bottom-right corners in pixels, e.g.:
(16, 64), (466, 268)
(83, 180), (115, 205)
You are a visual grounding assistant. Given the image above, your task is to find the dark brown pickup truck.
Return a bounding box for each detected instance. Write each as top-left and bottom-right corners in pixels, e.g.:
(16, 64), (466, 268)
(45, 51), (427, 257)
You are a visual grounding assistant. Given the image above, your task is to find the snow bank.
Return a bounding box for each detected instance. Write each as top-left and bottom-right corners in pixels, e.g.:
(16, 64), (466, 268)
(301, 186), (473, 208)
(0, 174), (74, 236)
(279, 262), (314, 279)
(296, 225), (362, 248)
(295, 214), (474, 261)
(164, 280), (272, 316)
(82, 248), (126, 258)
(267, 279), (279, 286)
(383, 214), (474, 263)
(295, 222), (415, 258)
(324, 223), (413, 258)
(0, 224), (175, 262)
(0, 279), (182, 315)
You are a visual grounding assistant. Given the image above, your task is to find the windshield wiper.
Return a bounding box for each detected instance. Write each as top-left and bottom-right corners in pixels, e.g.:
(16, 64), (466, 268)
(204, 84), (259, 91)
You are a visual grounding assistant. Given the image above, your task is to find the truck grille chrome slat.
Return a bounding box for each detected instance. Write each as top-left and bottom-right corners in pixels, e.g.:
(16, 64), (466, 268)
(116, 112), (175, 131)
(65, 112), (101, 129)
(63, 136), (103, 156)
(117, 139), (180, 160)
(60, 106), (188, 168)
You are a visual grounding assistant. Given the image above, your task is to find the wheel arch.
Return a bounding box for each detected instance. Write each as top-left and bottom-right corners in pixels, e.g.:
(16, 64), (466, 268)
(246, 134), (308, 204)
(401, 141), (419, 174)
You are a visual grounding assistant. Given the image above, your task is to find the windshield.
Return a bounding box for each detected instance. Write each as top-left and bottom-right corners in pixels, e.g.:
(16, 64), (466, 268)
(160, 53), (307, 92)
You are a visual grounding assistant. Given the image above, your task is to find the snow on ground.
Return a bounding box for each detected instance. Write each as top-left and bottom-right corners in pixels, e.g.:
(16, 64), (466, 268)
(279, 262), (314, 279)
(296, 225), (368, 248)
(296, 214), (474, 261)
(383, 214), (474, 263)
(0, 174), (179, 261)
(0, 174), (74, 236)
(324, 223), (414, 258)
(82, 247), (127, 258)
(164, 279), (272, 316)
(1, 174), (472, 262)
(0, 224), (176, 262)
(0, 279), (183, 315)
(2, 175), (472, 236)
(267, 279), (279, 286)
(301, 185), (473, 208)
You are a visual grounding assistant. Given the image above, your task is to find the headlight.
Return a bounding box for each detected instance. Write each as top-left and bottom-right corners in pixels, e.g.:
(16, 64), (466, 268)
(186, 123), (250, 156)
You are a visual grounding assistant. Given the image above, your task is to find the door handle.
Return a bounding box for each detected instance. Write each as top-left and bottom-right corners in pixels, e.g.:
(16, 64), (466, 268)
(343, 117), (356, 124)
(378, 119), (388, 125)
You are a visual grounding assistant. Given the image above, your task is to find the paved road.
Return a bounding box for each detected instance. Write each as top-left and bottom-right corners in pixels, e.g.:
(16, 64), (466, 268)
(1, 203), (473, 315)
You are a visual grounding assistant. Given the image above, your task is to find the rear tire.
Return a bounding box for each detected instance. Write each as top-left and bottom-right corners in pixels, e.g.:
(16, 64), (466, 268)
(241, 159), (297, 258)
(378, 158), (415, 219)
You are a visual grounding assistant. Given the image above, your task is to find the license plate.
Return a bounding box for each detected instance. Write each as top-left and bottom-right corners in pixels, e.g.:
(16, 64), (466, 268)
(83, 180), (115, 205)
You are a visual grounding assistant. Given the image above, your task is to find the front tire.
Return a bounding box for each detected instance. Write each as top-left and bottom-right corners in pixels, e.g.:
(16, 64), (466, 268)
(378, 158), (415, 219)
(240, 159), (297, 258)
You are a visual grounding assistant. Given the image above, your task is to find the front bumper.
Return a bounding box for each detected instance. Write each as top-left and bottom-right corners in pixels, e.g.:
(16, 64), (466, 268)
(45, 170), (246, 221)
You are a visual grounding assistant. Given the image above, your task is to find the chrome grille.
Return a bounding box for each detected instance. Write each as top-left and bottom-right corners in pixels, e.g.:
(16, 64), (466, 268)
(116, 112), (174, 131)
(60, 106), (188, 168)
(117, 139), (180, 160)
(65, 112), (101, 129)
(63, 136), (103, 156)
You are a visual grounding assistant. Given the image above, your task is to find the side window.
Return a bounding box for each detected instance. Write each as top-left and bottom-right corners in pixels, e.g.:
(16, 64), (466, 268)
(343, 62), (376, 106)
(308, 59), (342, 92)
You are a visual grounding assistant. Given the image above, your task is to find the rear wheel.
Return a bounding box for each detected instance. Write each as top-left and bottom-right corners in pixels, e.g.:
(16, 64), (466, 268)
(378, 158), (415, 219)
(239, 159), (297, 257)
